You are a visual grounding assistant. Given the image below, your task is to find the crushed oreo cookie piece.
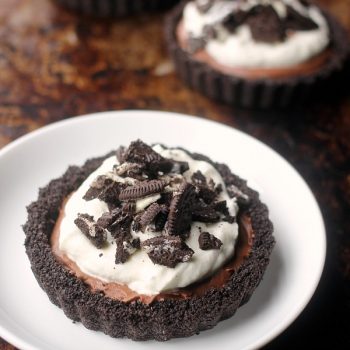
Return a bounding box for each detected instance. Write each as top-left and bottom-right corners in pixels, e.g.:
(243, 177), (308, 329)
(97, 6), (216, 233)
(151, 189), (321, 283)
(213, 200), (229, 215)
(115, 238), (140, 264)
(96, 208), (121, 229)
(139, 203), (162, 231)
(170, 160), (190, 174)
(83, 175), (125, 209)
(192, 202), (220, 223)
(142, 236), (194, 268)
(191, 170), (207, 187)
(247, 5), (285, 43)
(122, 201), (135, 215)
(154, 206), (169, 231)
(198, 186), (217, 204)
(114, 162), (144, 179)
(106, 210), (133, 241)
(74, 213), (107, 248)
(167, 183), (196, 237)
(119, 179), (167, 201)
(285, 5), (318, 31)
(198, 232), (223, 250)
(223, 10), (250, 32)
(122, 140), (173, 175)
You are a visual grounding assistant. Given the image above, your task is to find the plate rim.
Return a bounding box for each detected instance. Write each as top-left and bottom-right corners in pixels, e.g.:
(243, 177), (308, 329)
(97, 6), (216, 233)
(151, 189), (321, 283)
(0, 110), (326, 350)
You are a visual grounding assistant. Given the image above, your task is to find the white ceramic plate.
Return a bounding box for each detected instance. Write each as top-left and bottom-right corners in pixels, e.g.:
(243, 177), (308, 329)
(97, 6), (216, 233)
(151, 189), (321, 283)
(0, 111), (326, 350)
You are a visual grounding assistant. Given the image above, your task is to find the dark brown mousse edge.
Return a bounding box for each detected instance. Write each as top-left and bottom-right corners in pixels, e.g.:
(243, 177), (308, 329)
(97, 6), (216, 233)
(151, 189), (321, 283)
(23, 148), (274, 341)
(164, 1), (350, 109)
(54, 0), (179, 17)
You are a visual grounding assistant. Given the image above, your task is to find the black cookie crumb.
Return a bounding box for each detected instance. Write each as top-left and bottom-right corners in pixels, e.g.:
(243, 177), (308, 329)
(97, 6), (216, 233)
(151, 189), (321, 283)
(247, 5), (285, 43)
(198, 232), (223, 250)
(142, 236), (194, 268)
(119, 180), (166, 201)
(74, 213), (107, 248)
(167, 183), (196, 236)
(285, 5), (318, 31)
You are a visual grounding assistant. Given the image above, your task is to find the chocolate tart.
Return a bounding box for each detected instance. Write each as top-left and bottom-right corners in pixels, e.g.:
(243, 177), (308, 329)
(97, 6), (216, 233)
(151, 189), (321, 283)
(54, 0), (179, 17)
(165, 1), (350, 109)
(24, 147), (274, 341)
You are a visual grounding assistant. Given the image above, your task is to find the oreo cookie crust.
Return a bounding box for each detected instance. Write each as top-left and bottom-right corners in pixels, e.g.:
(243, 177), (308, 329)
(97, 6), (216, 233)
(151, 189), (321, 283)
(165, 2), (350, 109)
(54, 0), (179, 17)
(23, 149), (274, 341)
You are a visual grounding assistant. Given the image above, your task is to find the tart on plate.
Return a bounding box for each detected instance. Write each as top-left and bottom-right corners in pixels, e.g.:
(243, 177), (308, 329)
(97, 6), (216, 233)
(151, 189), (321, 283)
(24, 140), (274, 341)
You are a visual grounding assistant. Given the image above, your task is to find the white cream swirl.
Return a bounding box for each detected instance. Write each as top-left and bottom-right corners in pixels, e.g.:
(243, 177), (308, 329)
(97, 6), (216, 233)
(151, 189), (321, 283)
(58, 146), (239, 295)
(183, 0), (330, 68)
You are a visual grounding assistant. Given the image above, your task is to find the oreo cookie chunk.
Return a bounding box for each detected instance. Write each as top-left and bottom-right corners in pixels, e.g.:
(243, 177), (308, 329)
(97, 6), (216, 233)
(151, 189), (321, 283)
(119, 180), (167, 201)
(115, 238), (140, 264)
(83, 175), (125, 209)
(142, 236), (194, 268)
(247, 5), (285, 43)
(74, 213), (107, 248)
(167, 183), (196, 237)
(198, 232), (222, 250)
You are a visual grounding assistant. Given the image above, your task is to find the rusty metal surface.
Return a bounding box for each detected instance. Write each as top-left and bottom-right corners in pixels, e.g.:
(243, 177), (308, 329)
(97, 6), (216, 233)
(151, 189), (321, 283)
(0, 0), (349, 348)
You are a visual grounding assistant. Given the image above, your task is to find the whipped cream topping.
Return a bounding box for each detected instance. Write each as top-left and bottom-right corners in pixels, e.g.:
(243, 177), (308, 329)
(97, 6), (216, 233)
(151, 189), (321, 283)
(58, 146), (239, 295)
(183, 0), (330, 68)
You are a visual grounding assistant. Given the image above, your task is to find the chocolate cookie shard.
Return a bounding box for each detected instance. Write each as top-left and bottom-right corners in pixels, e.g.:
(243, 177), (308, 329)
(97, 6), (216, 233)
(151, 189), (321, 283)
(83, 175), (125, 208)
(285, 5), (318, 31)
(167, 183), (196, 237)
(115, 238), (140, 264)
(110, 213), (133, 241)
(139, 203), (162, 231)
(119, 180), (166, 201)
(191, 170), (206, 187)
(154, 208), (169, 232)
(96, 208), (122, 229)
(223, 10), (250, 32)
(74, 213), (107, 249)
(198, 232), (223, 250)
(114, 162), (144, 179)
(122, 201), (136, 215)
(192, 202), (220, 223)
(247, 5), (285, 43)
(122, 140), (173, 175)
(142, 236), (194, 268)
(170, 160), (190, 174)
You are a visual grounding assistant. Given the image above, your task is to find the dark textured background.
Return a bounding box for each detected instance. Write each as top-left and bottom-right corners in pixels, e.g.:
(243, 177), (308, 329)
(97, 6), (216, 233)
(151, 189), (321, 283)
(0, 0), (349, 348)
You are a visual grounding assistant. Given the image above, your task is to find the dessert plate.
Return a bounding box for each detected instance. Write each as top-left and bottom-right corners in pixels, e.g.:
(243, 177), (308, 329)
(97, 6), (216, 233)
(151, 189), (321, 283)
(0, 111), (326, 350)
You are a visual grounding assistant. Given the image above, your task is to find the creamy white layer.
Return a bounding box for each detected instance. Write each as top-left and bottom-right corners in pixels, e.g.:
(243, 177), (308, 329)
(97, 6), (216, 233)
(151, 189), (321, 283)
(183, 0), (330, 68)
(59, 146), (239, 295)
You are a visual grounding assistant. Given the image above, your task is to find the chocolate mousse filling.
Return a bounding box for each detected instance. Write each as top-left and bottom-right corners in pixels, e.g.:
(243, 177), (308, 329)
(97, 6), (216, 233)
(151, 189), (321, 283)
(51, 198), (254, 304)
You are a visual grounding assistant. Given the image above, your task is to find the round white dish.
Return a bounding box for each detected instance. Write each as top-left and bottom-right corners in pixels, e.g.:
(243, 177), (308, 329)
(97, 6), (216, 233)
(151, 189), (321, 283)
(0, 110), (326, 350)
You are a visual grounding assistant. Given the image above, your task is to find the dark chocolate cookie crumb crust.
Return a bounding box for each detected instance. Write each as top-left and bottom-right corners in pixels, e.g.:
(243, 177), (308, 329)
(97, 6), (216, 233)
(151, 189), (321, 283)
(165, 1), (350, 109)
(54, 0), (179, 17)
(23, 149), (274, 341)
